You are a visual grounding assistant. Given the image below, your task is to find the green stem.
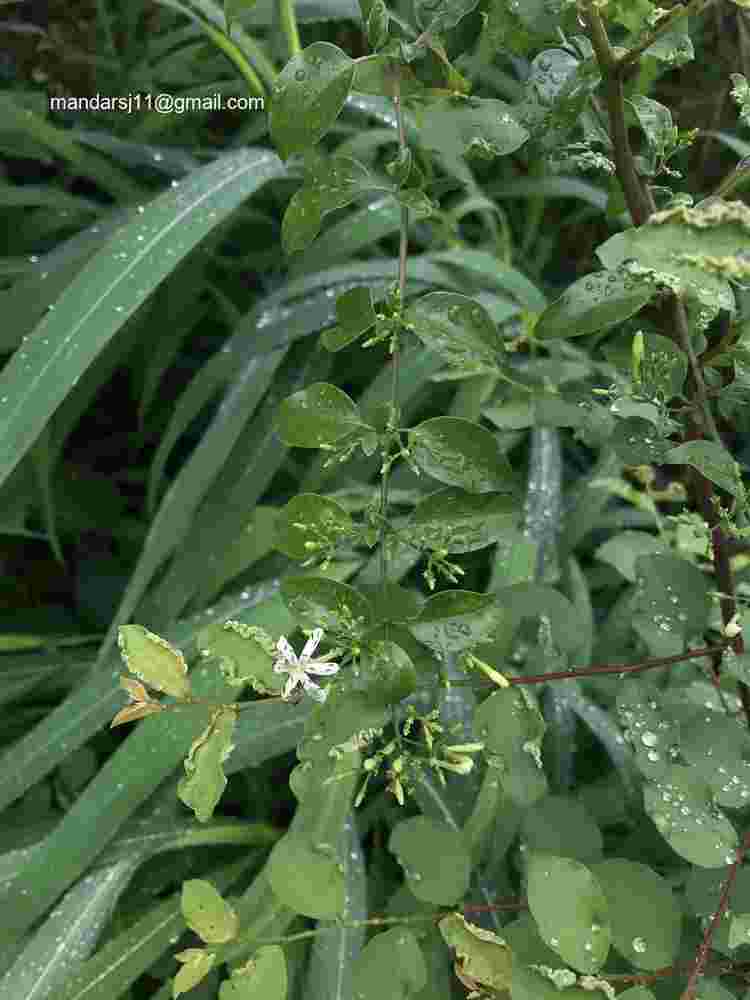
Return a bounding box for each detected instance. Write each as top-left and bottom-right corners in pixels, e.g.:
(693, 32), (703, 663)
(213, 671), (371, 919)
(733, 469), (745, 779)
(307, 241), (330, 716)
(202, 21), (269, 99)
(279, 0), (303, 57)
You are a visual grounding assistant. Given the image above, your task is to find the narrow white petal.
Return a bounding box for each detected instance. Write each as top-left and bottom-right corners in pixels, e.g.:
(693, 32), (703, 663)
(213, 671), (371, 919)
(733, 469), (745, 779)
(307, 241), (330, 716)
(305, 661), (339, 676)
(282, 675), (297, 699)
(303, 677), (327, 702)
(276, 635), (297, 663)
(300, 628), (324, 661)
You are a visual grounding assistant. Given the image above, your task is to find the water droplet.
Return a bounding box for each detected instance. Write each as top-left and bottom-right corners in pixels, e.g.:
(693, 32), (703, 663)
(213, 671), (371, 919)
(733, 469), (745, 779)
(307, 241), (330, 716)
(632, 937), (647, 953)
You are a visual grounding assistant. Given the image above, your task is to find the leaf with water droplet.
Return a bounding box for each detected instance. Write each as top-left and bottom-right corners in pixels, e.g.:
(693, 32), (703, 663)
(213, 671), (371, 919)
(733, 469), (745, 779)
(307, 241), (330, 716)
(270, 42), (355, 159)
(275, 381), (370, 448)
(405, 292), (505, 374)
(632, 553), (711, 656)
(281, 575), (373, 633)
(409, 487), (518, 554)
(527, 852), (611, 973)
(389, 816), (471, 903)
(591, 859), (681, 970)
(410, 589), (504, 654)
(420, 96), (529, 172)
(267, 831), (346, 917)
(534, 266), (654, 340)
(644, 764), (738, 868)
(409, 416), (513, 493)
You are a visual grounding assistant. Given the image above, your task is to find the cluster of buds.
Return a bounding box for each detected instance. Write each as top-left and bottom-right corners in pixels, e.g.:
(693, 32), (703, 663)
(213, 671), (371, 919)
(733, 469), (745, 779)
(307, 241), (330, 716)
(352, 707), (484, 807)
(423, 547), (465, 591)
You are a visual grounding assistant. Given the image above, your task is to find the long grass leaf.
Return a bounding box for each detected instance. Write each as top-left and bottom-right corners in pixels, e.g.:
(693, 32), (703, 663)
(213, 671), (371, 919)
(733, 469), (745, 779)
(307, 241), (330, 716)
(0, 148), (285, 493)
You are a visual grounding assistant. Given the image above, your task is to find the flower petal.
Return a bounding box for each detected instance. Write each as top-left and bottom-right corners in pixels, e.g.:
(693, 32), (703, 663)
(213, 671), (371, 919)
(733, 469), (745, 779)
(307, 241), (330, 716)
(300, 628), (324, 661)
(276, 635), (297, 664)
(305, 661), (339, 676)
(302, 677), (328, 702)
(282, 675), (297, 700)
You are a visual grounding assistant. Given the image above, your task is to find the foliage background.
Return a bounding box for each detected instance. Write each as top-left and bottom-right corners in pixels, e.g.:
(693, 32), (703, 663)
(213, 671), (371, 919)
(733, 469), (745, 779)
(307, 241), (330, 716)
(1, 0), (750, 998)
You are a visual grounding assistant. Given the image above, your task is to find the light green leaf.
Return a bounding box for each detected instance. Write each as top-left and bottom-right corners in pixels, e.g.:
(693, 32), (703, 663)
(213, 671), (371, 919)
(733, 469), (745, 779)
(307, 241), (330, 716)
(351, 926), (427, 1000)
(270, 43), (355, 159)
(219, 945), (287, 999)
(389, 816), (471, 904)
(275, 382), (367, 448)
(182, 879), (239, 944)
(409, 488), (518, 553)
(408, 417), (513, 493)
(597, 199), (750, 315)
(178, 709), (238, 823)
(117, 625), (191, 699)
(0, 148), (285, 495)
(437, 914), (512, 992)
(414, 0), (479, 33)
(323, 286), (377, 351)
(534, 267), (653, 340)
(591, 859), (681, 970)
(174, 948), (216, 998)
(526, 853), (611, 973)
(267, 832), (346, 918)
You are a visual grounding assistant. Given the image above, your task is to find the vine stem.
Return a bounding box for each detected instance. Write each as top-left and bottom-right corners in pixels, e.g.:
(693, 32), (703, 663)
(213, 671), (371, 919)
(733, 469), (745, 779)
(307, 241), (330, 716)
(378, 71), (409, 631)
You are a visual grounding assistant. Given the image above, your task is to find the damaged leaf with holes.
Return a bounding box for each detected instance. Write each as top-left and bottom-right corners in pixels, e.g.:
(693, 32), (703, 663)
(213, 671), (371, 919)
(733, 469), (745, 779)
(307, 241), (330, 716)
(177, 708), (237, 822)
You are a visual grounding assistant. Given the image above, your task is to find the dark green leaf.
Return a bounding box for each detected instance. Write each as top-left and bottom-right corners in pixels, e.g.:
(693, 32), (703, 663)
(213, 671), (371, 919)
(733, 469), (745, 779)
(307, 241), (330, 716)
(408, 417), (513, 493)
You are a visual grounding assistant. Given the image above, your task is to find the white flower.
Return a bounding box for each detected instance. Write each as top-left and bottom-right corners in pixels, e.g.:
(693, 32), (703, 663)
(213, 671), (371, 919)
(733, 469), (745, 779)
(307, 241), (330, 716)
(273, 628), (340, 702)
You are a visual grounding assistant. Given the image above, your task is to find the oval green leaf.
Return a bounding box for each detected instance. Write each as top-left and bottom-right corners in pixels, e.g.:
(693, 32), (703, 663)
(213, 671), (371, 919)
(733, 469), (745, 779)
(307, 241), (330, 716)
(409, 488), (518, 553)
(267, 832), (346, 918)
(275, 493), (354, 561)
(270, 42), (355, 159)
(275, 382), (366, 448)
(409, 416), (513, 493)
(534, 267), (654, 339)
(389, 816), (471, 904)
(117, 624), (191, 699)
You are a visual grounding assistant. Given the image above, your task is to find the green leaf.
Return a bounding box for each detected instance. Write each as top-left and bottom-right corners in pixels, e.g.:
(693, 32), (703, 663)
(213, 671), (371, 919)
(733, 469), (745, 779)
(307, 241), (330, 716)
(282, 576), (373, 633)
(117, 625), (191, 699)
(174, 948), (216, 998)
(526, 853), (611, 974)
(359, 641), (417, 705)
(323, 286), (377, 351)
(196, 619), (281, 698)
(590, 859), (681, 970)
(437, 914), (512, 992)
(177, 709), (238, 824)
(534, 267), (653, 340)
(665, 440), (745, 498)
(594, 531), (667, 582)
(520, 796), (603, 863)
(219, 945), (287, 999)
(275, 493), (354, 561)
(275, 382), (367, 448)
(474, 688), (545, 765)
(610, 416), (670, 465)
(351, 926), (427, 999)
(0, 148), (285, 495)
(414, 0), (479, 33)
(409, 488), (518, 553)
(644, 764), (739, 867)
(632, 553), (711, 655)
(408, 417), (513, 493)
(420, 96), (529, 169)
(266, 832), (346, 918)
(270, 42), (355, 159)
(410, 590), (503, 655)
(597, 199), (750, 316)
(282, 155), (381, 254)
(181, 878), (239, 944)
(404, 292), (505, 374)
(389, 816), (471, 904)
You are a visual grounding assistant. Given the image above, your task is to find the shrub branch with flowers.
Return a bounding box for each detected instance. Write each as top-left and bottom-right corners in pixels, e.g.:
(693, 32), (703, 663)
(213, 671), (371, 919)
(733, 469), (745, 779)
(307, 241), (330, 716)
(104, 0), (750, 998)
